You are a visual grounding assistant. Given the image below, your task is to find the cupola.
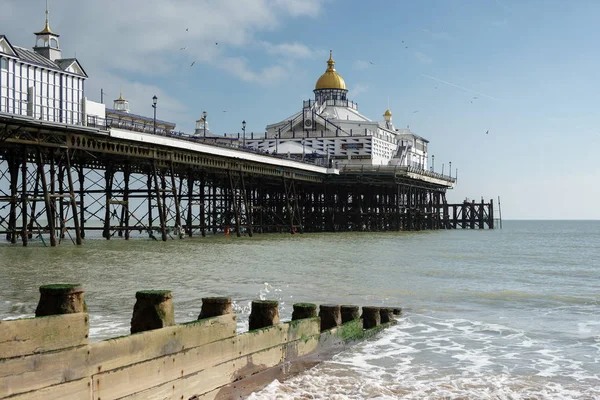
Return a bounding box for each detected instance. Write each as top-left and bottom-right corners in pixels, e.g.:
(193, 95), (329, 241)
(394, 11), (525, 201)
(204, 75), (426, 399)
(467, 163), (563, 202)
(313, 51), (348, 104)
(315, 51), (346, 90)
(33, 1), (62, 61)
(113, 90), (130, 113)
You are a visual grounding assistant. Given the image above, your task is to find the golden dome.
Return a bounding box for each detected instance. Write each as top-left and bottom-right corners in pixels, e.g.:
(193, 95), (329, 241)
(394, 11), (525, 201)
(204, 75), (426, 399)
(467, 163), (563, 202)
(383, 109), (393, 117)
(315, 50), (346, 90)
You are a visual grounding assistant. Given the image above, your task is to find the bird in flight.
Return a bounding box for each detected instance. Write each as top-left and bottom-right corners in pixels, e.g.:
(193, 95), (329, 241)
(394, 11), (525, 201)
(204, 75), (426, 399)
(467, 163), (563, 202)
(413, 110), (419, 113)
(215, 42), (219, 45)
(180, 47), (187, 51)
(186, 28), (189, 32)
(486, 130), (489, 134)
(190, 61), (195, 67)
(369, 61), (375, 65)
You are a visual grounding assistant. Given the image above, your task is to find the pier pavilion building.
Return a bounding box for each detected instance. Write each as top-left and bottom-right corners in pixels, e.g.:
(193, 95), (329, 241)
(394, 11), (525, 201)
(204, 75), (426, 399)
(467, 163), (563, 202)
(0, 8), (87, 125)
(246, 51), (429, 169)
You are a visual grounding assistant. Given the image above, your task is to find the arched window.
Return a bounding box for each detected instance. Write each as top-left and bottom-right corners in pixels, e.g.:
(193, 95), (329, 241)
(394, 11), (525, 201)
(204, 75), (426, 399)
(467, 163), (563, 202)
(50, 38), (58, 49)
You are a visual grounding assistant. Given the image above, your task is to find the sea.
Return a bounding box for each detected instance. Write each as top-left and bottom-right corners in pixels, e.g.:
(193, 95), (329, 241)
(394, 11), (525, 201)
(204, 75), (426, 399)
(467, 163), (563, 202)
(1, 220), (598, 399)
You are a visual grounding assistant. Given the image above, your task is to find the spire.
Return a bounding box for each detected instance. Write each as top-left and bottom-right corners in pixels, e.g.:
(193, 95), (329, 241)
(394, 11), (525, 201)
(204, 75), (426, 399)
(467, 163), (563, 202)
(327, 50), (336, 71)
(36, 0), (56, 35)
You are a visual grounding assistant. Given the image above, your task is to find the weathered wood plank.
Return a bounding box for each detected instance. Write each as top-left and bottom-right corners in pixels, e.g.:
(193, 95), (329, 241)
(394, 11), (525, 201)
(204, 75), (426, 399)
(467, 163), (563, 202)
(118, 345), (285, 400)
(3, 377), (91, 400)
(93, 322), (288, 399)
(0, 346), (89, 399)
(286, 317), (320, 342)
(90, 314), (236, 372)
(0, 315), (236, 399)
(0, 314), (89, 359)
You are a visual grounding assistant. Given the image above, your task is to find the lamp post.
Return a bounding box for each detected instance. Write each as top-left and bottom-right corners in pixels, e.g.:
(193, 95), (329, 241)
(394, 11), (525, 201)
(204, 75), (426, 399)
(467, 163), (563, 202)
(152, 95), (157, 135)
(449, 161), (452, 178)
(242, 120), (246, 147)
(202, 110), (207, 139)
(432, 154), (435, 172)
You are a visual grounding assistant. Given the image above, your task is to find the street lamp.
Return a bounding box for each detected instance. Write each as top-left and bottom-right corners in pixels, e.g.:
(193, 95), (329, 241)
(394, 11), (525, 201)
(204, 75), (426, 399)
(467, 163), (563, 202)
(202, 110), (207, 138)
(449, 161), (452, 178)
(242, 120), (246, 147)
(152, 95), (158, 135)
(431, 154), (435, 172)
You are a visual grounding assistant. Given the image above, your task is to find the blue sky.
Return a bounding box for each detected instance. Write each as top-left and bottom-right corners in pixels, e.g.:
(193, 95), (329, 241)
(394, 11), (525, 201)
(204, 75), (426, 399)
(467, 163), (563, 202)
(2, 0), (600, 219)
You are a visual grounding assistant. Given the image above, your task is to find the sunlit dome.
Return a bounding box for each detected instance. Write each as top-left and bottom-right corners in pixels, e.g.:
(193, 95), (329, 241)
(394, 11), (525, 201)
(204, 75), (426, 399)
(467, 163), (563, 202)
(383, 109), (392, 117)
(315, 50), (346, 90)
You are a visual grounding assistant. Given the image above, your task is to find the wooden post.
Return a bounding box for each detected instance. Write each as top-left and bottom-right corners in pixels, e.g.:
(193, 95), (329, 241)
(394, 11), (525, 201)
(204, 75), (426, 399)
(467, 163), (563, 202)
(147, 171), (154, 238)
(186, 172), (194, 237)
(479, 198), (485, 229)
(489, 199), (494, 229)
(49, 151), (57, 241)
(122, 164), (131, 239)
(152, 163), (167, 241)
(169, 161), (182, 239)
(21, 149), (28, 246)
(65, 151), (82, 245)
(102, 165), (113, 240)
(37, 149), (57, 246)
(199, 174), (206, 237)
(240, 171), (253, 237)
(78, 166), (86, 239)
(8, 152), (18, 244)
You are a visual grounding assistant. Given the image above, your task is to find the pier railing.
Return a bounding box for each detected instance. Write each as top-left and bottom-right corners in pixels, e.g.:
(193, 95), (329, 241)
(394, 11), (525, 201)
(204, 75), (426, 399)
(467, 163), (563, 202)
(339, 164), (457, 184)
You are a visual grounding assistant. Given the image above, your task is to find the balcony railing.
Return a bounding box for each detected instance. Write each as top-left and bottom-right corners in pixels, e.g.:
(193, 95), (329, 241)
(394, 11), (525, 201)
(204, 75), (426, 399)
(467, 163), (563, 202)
(339, 164), (456, 183)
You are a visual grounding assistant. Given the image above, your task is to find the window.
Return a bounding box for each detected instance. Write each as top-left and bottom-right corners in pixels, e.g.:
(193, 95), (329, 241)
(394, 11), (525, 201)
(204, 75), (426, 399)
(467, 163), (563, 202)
(1, 58), (7, 70)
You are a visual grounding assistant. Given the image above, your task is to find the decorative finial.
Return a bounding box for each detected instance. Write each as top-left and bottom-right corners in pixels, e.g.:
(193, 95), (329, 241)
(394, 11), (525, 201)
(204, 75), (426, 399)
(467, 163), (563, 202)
(327, 50), (335, 71)
(37, 0), (55, 35)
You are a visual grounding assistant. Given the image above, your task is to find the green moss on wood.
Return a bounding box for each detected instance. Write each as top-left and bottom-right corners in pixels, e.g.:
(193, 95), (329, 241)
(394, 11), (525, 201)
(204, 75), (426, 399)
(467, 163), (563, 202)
(293, 303), (316, 309)
(39, 284), (82, 292)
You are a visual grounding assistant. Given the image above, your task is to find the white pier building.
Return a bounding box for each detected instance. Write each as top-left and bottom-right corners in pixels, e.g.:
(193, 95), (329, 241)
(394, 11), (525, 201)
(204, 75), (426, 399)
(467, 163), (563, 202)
(246, 51), (429, 169)
(0, 7), (87, 125)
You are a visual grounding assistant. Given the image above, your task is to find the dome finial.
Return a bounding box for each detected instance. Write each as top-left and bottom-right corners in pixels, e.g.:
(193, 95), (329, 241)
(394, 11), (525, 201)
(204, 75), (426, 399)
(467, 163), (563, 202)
(118, 87), (124, 101)
(327, 50), (335, 71)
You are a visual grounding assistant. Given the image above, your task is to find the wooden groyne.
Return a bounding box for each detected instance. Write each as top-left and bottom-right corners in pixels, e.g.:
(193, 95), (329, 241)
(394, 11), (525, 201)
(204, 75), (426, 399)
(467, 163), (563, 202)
(0, 284), (399, 399)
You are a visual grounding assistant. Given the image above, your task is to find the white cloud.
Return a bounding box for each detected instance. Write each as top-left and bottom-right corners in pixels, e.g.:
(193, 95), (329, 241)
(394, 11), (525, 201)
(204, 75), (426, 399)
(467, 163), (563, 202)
(353, 60), (371, 70)
(348, 84), (369, 98)
(260, 41), (315, 59)
(421, 28), (452, 41)
(415, 52), (433, 64)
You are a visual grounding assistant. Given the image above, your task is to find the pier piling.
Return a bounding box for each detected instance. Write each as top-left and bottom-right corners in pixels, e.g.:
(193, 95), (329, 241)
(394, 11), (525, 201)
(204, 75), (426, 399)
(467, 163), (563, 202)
(130, 290), (175, 333)
(319, 304), (342, 331)
(292, 303), (317, 320)
(380, 307), (394, 324)
(198, 296), (232, 319)
(361, 306), (381, 329)
(35, 283), (87, 317)
(341, 305), (360, 323)
(249, 300), (280, 330)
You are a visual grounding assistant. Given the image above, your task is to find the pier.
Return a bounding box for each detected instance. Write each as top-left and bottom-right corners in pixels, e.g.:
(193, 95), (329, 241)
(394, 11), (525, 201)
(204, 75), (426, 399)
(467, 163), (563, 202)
(0, 113), (493, 246)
